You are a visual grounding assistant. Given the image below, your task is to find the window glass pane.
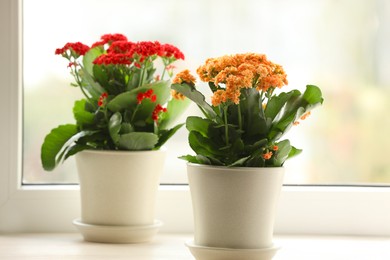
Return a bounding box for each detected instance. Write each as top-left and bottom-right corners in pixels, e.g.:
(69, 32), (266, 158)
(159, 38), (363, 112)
(23, 0), (390, 184)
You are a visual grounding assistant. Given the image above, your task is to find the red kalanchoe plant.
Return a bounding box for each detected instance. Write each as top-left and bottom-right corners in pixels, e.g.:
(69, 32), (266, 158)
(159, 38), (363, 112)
(41, 33), (190, 171)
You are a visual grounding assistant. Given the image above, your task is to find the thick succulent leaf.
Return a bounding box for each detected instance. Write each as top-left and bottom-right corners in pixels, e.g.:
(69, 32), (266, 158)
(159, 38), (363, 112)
(188, 131), (225, 159)
(41, 125), (96, 171)
(265, 90), (299, 121)
(80, 66), (105, 98)
(83, 47), (104, 75)
(272, 139), (292, 167)
(120, 123), (134, 134)
(155, 123), (184, 149)
(41, 124), (79, 171)
(287, 145), (302, 160)
(179, 154), (200, 164)
(171, 83), (220, 122)
(245, 138), (268, 153)
(268, 85), (323, 141)
(118, 132), (158, 150)
(185, 116), (215, 137)
(73, 99), (95, 127)
(107, 80), (170, 114)
(158, 97), (191, 130)
(239, 88), (269, 138)
(245, 150), (265, 167)
(229, 156), (250, 167)
(108, 112), (122, 144)
(63, 143), (91, 160)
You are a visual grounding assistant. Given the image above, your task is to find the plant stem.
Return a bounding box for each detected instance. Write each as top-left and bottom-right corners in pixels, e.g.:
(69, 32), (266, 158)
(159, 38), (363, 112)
(223, 105), (229, 146)
(161, 61), (167, 80)
(237, 103), (242, 132)
(139, 59), (148, 87)
(73, 64), (94, 104)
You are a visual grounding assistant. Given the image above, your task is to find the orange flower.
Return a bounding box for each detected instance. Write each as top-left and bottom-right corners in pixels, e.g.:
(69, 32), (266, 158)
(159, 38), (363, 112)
(196, 53), (288, 105)
(211, 90), (228, 106)
(273, 145), (279, 151)
(262, 151), (273, 160)
(173, 69), (196, 85)
(171, 89), (185, 101)
(300, 111), (311, 120)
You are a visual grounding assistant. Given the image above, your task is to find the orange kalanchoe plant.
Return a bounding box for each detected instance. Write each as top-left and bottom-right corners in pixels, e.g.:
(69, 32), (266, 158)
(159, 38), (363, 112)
(172, 53), (323, 167)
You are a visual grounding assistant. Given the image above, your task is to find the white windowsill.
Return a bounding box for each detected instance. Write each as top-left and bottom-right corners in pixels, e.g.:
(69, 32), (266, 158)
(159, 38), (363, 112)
(0, 233), (389, 259)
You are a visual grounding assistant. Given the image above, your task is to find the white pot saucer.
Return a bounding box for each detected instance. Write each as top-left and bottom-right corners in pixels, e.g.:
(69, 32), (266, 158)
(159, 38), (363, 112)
(185, 240), (280, 260)
(73, 218), (163, 244)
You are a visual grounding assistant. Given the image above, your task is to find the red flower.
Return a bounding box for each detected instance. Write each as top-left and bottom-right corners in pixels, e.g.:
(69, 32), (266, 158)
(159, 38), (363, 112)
(98, 92), (108, 107)
(93, 53), (133, 65)
(55, 42), (90, 56)
(91, 33), (128, 48)
(137, 89), (157, 104)
(160, 43), (185, 60)
(67, 62), (77, 68)
(107, 41), (136, 54)
(152, 104), (167, 122)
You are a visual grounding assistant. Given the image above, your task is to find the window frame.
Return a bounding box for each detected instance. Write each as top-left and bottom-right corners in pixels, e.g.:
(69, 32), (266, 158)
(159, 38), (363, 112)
(1, 0), (390, 235)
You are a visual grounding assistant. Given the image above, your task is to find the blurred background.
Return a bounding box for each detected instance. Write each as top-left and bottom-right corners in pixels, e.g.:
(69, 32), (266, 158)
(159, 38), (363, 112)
(23, 0), (390, 185)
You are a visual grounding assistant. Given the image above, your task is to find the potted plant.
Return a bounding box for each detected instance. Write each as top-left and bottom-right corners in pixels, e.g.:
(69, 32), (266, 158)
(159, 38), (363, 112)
(172, 53), (323, 259)
(41, 33), (190, 243)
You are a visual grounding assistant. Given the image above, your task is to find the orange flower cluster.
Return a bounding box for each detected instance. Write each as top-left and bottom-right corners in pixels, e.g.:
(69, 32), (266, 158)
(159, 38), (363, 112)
(196, 53), (288, 106)
(172, 69), (197, 100)
(293, 111), (311, 126)
(173, 69), (196, 85)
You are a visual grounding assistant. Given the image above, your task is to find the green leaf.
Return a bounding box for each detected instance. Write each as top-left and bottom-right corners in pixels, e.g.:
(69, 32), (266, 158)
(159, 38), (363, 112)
(118, 132), (158, 150)
(185, 116), (215, 137)
(120, 123), (134, 134)
(188, 131), (225, 159)
(171, 83), (220, 123)
(107, 80), (171, 114)
(73, 99), (95, 127)
(268, 85), (323, 141)
(155, 123), (184, 149)
(108, 112), (122, 144)
(158, 97), (191, 130)
(287, 145), (302, 160)
(265, 90), (298, 121)
(80, 66), (105, 98)
(83, 47), (104, 75)
(179, 154), (200, 163)
(63, 143), (90, 160)
(272, 139), (292, 167)
(246, 138), (268, 153)
(245, 150), (265, 167)
(229, 156), (251, 167)
(239, 88), (269, 139)
(303, 85), (324, 105)
(41, 124), (79, 171)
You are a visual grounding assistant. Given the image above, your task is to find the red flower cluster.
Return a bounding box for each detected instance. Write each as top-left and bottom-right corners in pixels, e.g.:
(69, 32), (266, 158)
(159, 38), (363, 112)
(159, 43), (185, 60)
(94, 53), (133, 65)
(137, 89), (157, 104)
(91, 33), (128, 48)
(55, 42), (90, 56)
(92, 37), (184, 66)
(98, 92), (108, 107)
(152, 104), (167, 122)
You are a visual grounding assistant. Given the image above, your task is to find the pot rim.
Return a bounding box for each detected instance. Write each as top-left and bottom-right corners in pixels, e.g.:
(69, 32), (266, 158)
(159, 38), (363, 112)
(187, 162), (284, 172)
(78, 146), (167, 156)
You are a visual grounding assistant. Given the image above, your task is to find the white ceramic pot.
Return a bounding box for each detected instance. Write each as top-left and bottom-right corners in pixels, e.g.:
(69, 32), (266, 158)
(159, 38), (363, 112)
(187, 164), (284, 250)
(73, 149), (166, 243)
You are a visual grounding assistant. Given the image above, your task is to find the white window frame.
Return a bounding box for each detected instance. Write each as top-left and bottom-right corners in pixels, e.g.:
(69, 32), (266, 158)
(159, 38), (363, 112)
(1, 0), (390, 235)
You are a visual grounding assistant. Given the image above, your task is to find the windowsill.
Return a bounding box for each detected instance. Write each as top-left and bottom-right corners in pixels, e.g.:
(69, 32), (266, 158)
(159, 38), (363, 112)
(0, 233), (389, 259)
